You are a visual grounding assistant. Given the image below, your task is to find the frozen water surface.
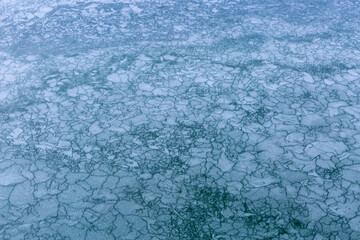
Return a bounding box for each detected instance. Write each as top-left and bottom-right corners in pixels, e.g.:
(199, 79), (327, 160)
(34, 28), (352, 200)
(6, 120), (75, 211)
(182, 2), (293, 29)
(0, 0), (360, 239)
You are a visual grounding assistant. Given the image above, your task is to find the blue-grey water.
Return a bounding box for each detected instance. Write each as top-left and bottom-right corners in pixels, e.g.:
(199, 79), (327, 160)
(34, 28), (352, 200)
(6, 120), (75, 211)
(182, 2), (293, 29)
(1, 0), (360, 239)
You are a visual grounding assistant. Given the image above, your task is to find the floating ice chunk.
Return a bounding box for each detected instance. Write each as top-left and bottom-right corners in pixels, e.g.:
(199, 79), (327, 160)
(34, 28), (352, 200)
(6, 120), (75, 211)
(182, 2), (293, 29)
(301, 113), (326, 127)
(58, 140), (71, 148)
(328, 101), (347, 116)
(109, 126), (126, 133)
(315, 158), (335, 169)
(67, 87), (78, 97)
(4, 73), (15, 82)
(222, 111), (235, 120)
(342, 169), (360, 183)
(36, 198), (58, 218)
(249, 176), (279, 187)
(153, 88), (167, 95)
(107, 72), (128, 83)
(302, 72), (314, 83)
(305, 141), (348, 158)
(130, 5), (142, 13)
(35, 143), (55, 150)
(107, 73), (118, 82)
(285, 132), (304, 142)
(85, 4), (98, 9)
(279, 170), (311, 183)
(169, 80), (181, 87)
(131, 114), (148, 125)
(343, 69), (360, 81)
(57, 225), (86, 239)
(26, 13), (34, 19)
(34, 170), (50, 183)
(330, 201), (359, 218)
(139, 83), (153, 91)
(13, 139), (26, 145)
(9, 127), (23, 139)
(58, 185), (88, 203)
(324, 78), (334, 85)
(349, 216), (360, 231)
(0, 90), (9, 101)
(40, 7), (53, 12)
(35, 7), (53, 18)
(86, 231), (113, 240)
(343, 105), (360, 118)
(218, 154), (234, 172)
(10, 181), (34, 205)
(115, 200), (142, 214)
(307, 204), (327, 222)
(163, 55), (176, 61)
(89, 122), (103, 135)
(189, 158), (203, 166)
(257, 140), (283, 158)
(249, 17), (262, 24)
(194, 75), (207, 83)
(173, 25), (185, 31)
(0, 165), (25, 186)
(344, 164), (360, 172)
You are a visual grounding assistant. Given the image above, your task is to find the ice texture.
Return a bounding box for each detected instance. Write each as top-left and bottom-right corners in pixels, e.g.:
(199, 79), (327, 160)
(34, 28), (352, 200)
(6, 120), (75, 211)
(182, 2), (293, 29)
(0, 0), (360, 239)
